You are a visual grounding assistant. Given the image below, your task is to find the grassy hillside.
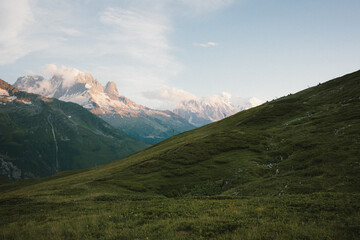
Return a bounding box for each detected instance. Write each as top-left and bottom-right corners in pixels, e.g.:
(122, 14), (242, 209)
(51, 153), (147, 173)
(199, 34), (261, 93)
(0, 71), (359, 239)
(0, 79), (150, 180)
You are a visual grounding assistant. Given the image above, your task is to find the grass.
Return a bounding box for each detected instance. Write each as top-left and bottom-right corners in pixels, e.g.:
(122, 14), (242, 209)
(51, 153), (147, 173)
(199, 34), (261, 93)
(0, 193), (359, 240)
(0, 70), (360, 239)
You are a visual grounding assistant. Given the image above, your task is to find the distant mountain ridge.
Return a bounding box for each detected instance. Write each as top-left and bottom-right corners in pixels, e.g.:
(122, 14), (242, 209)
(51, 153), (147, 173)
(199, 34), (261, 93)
(15, 73), (195, 144)
(174, 94), (263, 127)
(0, 79), (149, 180)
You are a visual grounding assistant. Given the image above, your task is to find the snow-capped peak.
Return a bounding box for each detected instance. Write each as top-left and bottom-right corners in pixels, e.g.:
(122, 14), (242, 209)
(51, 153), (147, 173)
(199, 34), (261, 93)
(174, 94), (263, 127)
(15, 72), (151, 116)
(231, 96), (263, 111)
(202, 92), (232, 107)
(76, 72), (104, 92)
(248, 97), (264, 107)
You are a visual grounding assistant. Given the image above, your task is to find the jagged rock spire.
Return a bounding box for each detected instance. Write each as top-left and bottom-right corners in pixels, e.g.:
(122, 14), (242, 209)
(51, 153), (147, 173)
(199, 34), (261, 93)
(104, 81), (119, 97)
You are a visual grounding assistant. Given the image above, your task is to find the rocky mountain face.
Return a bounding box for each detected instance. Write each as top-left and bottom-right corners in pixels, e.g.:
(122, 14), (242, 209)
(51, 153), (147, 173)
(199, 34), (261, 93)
(15, 73), (195, 144)
(0, 79), (149, 180)
(174, 95), (263, 127)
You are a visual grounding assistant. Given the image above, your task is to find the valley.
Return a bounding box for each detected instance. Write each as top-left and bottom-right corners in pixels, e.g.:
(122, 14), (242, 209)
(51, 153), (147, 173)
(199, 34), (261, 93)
(0, 71), (359, 239)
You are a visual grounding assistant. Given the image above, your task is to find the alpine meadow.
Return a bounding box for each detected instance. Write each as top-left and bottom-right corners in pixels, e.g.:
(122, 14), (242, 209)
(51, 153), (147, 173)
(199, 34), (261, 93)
(1, 0), (360, 239)
(0, 71), (359, 239)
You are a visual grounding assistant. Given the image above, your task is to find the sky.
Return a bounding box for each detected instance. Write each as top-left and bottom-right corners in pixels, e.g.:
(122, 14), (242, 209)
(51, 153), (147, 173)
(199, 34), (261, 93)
(0, 0), (360, 109)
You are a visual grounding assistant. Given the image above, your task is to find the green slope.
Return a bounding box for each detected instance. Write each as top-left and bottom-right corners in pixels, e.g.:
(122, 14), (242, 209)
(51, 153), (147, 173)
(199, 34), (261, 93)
(6, 69), (358, 197)
(0, 79), (150, 180)
(0, 71), (359, 239)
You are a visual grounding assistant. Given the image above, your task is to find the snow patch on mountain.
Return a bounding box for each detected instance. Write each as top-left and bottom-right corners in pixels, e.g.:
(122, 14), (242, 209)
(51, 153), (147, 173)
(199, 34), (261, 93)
(0, 88), (9, 96)
(174, 93), (263, 127)
(231, 96), (264, 111)
(143, 87), (263, 126)
(13, 75), (52, 97)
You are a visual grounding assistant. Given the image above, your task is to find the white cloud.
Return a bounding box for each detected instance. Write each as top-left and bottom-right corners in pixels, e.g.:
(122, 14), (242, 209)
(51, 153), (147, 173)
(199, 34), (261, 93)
(0, 0), (83, 65)
(143, 87), (199, 103)
(0, 40), (38, 65)
(195, 41), (219, 47)
(123, 0), (234, 14)
(95, 6), (183, 93)
(0, 0), (33, 43)
(58, 27), (82, 37)
(27, 69), (36, 75)
(99, 8), (179, 71)
(179, 0), (234, 13)
(42, 64), (82, 88)
(0, 0), (41, 65)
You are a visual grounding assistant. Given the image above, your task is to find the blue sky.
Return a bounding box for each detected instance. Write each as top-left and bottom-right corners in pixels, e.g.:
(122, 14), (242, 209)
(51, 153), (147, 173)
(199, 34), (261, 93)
(1, 0), (359, 109)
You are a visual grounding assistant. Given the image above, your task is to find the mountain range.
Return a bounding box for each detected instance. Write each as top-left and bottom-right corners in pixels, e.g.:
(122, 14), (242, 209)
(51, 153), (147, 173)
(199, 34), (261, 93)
(174, 94), (263, 127)
(15, 73), (195, 144)
(15, 71), (262, 141)
(0, 79), (149, 180)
